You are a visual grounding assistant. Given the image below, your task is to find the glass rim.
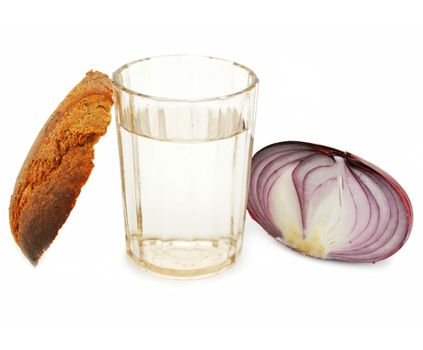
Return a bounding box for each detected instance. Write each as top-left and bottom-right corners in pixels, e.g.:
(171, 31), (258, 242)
(112, 54), (259, 102)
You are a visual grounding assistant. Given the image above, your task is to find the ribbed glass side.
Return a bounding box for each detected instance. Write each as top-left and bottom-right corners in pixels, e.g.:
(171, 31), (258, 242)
(114, 56), (258, 278)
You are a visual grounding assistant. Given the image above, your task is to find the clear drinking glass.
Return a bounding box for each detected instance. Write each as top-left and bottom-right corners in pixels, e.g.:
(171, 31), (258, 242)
(113, 55), (259, 278)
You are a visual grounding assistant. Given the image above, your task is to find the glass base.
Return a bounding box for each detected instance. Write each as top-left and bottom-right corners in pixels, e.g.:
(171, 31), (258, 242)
(127, 234), (239, 279)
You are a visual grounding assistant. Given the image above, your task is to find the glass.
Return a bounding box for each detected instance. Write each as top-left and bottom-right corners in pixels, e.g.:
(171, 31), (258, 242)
(113, 55), (259, 278)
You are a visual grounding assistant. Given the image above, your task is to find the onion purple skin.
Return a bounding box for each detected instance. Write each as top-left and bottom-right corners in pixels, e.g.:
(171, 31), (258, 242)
(247, 141), (413, 263)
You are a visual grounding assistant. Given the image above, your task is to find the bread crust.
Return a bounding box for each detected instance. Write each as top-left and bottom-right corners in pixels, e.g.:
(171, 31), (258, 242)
(9, 71), (113, 264)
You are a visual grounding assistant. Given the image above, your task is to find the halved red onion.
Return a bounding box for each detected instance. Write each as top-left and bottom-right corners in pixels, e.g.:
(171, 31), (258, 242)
(248, 141), (413, 262)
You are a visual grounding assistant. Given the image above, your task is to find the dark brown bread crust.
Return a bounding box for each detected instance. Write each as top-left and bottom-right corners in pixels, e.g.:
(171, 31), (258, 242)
(9, 71), (113, 264)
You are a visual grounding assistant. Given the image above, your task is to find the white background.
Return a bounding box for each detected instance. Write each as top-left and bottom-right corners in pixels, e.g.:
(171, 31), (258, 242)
(1, 0), (423, 348)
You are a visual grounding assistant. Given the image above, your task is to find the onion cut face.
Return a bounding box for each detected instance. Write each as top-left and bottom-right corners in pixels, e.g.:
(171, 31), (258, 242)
(248, 141), (413, 263)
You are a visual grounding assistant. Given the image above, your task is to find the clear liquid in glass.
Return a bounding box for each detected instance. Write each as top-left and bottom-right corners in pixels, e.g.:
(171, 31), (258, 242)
(117, 125), (253, 278)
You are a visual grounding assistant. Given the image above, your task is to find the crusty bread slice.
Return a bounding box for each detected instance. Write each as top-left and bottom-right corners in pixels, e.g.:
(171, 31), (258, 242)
(9, 71), (113, 264)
